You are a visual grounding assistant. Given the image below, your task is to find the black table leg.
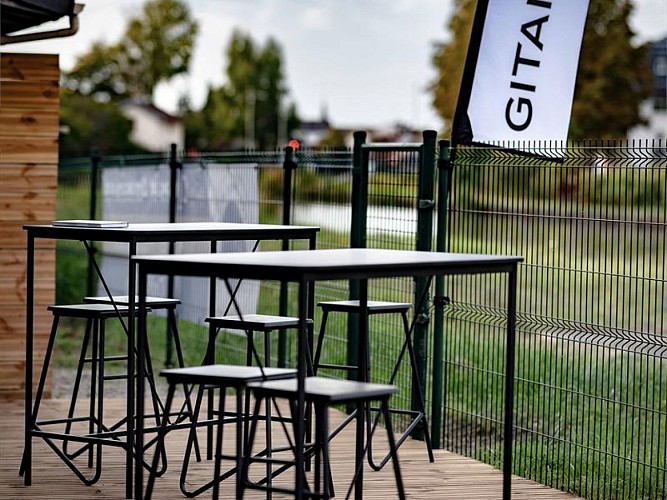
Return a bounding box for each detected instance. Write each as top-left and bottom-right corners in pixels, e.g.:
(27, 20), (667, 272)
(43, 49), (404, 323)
(503, 265), (518, 500)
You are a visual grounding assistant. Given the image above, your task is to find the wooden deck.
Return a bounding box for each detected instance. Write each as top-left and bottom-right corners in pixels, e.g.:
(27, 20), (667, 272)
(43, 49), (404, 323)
(0, 398), (578, 499)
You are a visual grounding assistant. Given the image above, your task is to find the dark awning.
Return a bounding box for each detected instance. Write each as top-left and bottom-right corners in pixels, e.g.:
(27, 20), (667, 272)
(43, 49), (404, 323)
(1, 0), (75, 36)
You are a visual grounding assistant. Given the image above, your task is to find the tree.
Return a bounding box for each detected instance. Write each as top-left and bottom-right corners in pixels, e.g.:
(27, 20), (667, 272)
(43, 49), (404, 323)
(64, 0), (198, 102)
(570, 0), (653, 138)
(195, 30), (298, 150)
(59, 89), (146, 157)
(431, 0), (654, 139)
(430, 0), (477, 137)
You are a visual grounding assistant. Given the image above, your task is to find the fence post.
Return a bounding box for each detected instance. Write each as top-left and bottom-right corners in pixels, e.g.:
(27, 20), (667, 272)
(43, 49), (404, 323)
(431, 139), (453, 448)
(165, 143), (180, 367)
(346, 131), (368, 382)
(278, 146), (296, 367)
(86, 149), (101, 296)
(412, 130), (437, 440)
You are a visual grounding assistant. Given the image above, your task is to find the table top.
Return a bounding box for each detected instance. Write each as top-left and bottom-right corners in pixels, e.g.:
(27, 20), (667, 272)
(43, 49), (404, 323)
(23, 222), (320, 243)
(134, 248), (523, 281)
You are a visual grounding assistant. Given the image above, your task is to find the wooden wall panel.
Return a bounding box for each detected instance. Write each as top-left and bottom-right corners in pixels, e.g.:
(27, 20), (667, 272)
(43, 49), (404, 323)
(0, 139), (59, 164)
(1, 53), (59, 399)
(1, 52), (60, 82)
(0, 249), (56, 299)
(0, 110), (59, 137)
(0, 164), (58, 190)
(2, 194), (58, 221)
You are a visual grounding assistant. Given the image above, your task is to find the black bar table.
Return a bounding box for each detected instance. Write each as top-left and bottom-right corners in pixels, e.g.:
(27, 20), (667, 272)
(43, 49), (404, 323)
(22, 222), (319, 499)
(133, 248), (523, 500)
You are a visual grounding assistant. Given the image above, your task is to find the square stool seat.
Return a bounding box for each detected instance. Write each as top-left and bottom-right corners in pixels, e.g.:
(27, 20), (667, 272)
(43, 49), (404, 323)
(248, 376), (397, 404)
(160, 364), (297, 387)
(47, 303), (139, 319)
(84, 295), (181, 309)
(317, 300), (411, 315)
(206, 314), (312, 331)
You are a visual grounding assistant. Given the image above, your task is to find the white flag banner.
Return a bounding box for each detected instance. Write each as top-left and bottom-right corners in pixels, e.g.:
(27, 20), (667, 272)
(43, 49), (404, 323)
(454, 0), (589, 157)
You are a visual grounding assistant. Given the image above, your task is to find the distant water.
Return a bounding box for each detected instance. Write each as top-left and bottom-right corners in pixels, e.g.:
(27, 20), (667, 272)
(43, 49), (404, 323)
(293, 203), (418, 234)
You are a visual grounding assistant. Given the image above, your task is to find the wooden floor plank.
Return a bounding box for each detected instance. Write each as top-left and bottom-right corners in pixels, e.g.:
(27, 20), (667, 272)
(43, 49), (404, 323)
(0, 398), (579, 499)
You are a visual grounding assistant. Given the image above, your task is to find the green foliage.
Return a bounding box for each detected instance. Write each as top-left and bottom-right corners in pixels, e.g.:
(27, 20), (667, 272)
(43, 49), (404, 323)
(570, 0), (654, 139)
(55, 241), (89, 305)
(122, 0), (198, 97)
(369, 172), (418, 208)
(193, 30), (299, 150)
(259, 166), (352, 205)
(260, 167), (416, 209)
(60, 0), (197, 159)
(293, 168), (350, 203)
(63, 0), (198, 102)
(59, 90), (146, 157)
(54, 180), (92, 303)
(431, 0), (655, 139)
(319, 129), (350, 149)
(586, 167), (665, 206)
(430, 0), (477, 136)
(443, 322), (667, 500)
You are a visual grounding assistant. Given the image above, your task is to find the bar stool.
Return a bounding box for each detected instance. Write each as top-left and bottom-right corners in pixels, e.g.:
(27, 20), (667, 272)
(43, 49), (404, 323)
(83, 295), (184, 366)
(313, 300), (434, 469)
(21, 303), (146, 485)
(83, 295), (190, 424)
(179, 314), (312, 495)
(205, 314), (313, 370)
(82, 295), (199, 466)
(242, 377), (406, 499)
(144, 364), (297, 500)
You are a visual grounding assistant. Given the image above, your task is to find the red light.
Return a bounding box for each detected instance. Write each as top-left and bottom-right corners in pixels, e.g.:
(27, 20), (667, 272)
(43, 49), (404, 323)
(288, 139), (300, 150)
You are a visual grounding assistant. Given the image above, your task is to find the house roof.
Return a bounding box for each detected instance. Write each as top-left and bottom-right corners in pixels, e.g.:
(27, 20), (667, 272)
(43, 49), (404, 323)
(119, 98), (183, 124)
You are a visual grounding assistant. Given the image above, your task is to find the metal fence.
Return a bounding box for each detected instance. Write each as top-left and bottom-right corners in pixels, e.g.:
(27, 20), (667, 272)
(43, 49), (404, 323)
(57, 137), (666, 499)
(445, 140), (666, 500)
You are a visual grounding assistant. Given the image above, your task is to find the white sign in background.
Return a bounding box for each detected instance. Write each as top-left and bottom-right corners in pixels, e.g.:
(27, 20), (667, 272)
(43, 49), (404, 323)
(100, 164), (259, 325)
(467, 0), (589, 146)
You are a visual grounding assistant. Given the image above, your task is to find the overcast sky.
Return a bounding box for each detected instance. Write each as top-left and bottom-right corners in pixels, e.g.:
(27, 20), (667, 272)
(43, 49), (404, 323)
(5, 0), (666, 130)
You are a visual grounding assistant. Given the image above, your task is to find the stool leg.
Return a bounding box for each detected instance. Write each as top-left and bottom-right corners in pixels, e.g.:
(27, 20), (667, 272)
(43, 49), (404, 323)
(179, 385), (206, 496)
(212, 388), (227, 500)
(398, 311), (433, 461)
(234, 388), (244, 500)
(93, 317), (106, 477)
(313, 310), (330, 375)
(381, 399), (406, 500)
(145, 383), (176, 500)
(314, 404), (325, 497)
(142, 337), (165, 423)
(263, 332), (274, 498)
(206, 329), (218, 461)
(319, 403), (337, 499)
(25, 313), (103, 486)
(88, 317), (100, 468)
(239, 395), (264, 499)
(246, 330), (254, 366)
(168, 309), (202, 462)
(367, 311), (434, 470)
(88, 319), (104, 467)
(62, 317), (94, 459)
(19, 313), (61, 476)
(168, 309), (185, 367)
